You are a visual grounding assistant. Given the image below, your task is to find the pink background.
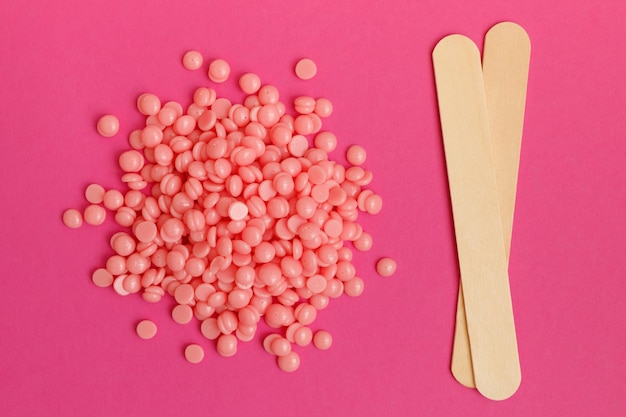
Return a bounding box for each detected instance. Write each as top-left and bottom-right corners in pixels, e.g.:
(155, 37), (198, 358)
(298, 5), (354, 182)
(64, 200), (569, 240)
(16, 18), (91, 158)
(1, 0), (625, 415)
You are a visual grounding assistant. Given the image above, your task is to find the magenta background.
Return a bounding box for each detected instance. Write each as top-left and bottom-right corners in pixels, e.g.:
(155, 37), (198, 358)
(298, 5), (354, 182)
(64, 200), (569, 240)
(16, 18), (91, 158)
(1, 0), (625, 416)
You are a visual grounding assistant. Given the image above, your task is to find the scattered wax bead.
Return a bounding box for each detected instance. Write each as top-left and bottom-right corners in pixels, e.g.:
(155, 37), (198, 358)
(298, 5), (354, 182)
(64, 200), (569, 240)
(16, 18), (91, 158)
(314, 131), (337, 153)
(208, 59), (230, 83)
(295, 58), (317, 80)
(364, 193), (383, 215)
(313, 330), (333, 350)
(228, 201), (249, 221)
(182, 50), (203, 70)
(344, 276), (365, 297)
(172, 304), (194, 324)
(277, 351), (300, 372)
(135, 221), (157, 243)
(85, 184), (105, 204)
(314, 98), (333, 118)
(119, 150), (145, 172)
(97, 115), (120, 137)
(376, 257), (397, 277)
(63, 209), (83, 228)
(239, 73), (261, 94)
(217, 334), (238, 357)
(137, 94), (161, 116)
(293, 326), (313, 347)
(270, 337), (292, 356)
(92, 268), (114, 287)
(346, 145), (367, 166)
(201, 318), (221, 340)
(185, 344), (205, 363)
(84, 205), (106, 226)
(136, 320), (158, 340)
(353, 231), (373, 251)
(103, 189), (124, 210)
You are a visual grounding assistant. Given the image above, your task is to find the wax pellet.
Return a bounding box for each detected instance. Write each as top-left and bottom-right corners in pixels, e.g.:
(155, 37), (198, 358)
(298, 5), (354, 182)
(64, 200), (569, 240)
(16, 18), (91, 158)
(85, 184), (105, 204)
(136, 319), (158, 340)
(185, 344), (205, 363)
(313, 330), (332, 350)
(314, 98), (333, 118)
(277, 351), (300, 372)
(376, 257), (397, 277)
(84, 205), (106, 226)
(208, 59), (230, 83)
(228, 201), (248, 221)
(239, 73), (262, 94)
(103, 189), (124, 210)
(293, 326), (313, 347)
(63, 208), (83, 228)
(295, 58), (317, 80)
(346, 145), (367, 166)
(270, 337), (292, 356)
(135, 221), (157, 243)
(314, 131), (337, 153)
(344, 276), (364, 297)
(364, 193), (383, 215)
(97, 115), (120, 137)
(353, 231), (372, 251)
(172, 304), (193, 324)
(182, 50), (203, 70)
(137, 94), (161, 116)
(217, 334), (238, 357)
(92, 268), (114, 287)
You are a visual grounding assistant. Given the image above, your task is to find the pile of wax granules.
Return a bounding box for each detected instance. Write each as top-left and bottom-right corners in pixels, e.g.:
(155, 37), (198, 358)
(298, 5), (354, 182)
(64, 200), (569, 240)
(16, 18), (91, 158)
(63, 53), (397, 372)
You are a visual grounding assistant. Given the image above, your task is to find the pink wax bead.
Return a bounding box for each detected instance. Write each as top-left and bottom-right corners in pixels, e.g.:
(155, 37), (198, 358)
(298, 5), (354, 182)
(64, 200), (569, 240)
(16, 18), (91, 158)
(119, 150), (145, 172)
(63, 208), (83, 228)
(217, 334), (238, 357)
(313, 330), (333, 350)
(92, 268), (114, 287)
(85, 184), (105, 204)
(344, 276), (364, 297)
(353, 231), (373, 251)
(208, 59), (230, 83)
(314, 98), (333, 118)
(314, 131), (337, 153)
(185, 344), (205, 363)
(172, 304), (193, 324)
(103, 189), (124, 210)
(277, 351), (300, 372)
(84, 205), (106, 226)
(239, 73), (262, 94)
(97, 115), (120, 137)
(270, 337), (292, 356)
(137, 93), (161, 116)
(295, 58), (317, 80)
(182, 50), (203, 70)
(376, 257), (397, 277)
(136, 320), (157, 340)
(364, 193), (383, 215)
(346, 145), (367, 166)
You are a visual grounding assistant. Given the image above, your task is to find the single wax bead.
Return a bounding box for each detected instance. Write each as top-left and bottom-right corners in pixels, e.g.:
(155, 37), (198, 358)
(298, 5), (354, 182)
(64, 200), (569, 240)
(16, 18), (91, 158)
(97, 115), (120, 137)
(63, 209), (83, 228)
(346, 145), (367, 166)
(85, 184), (105, 204)
(185, 344), (205, 363)
(314, 132), (337, 153)
(376, 257), (397, 277)
(172, 304), (193, 324)
(135, 221), (157, 243)
(270, 337), (292, 356)
(103, 189), (124, 210)
(295, 58), (317, 80)
(353, 231), (373, 251)
(277, 351), (300, 372)
(239, 73), (261, 94)
(228, 201), (249, 221)
(136, 319), (157, 340)
(137, 93), (161, 116)
(182, 50), (203, 70)
(217, 334), (238, 357)
(84, 205), (106, 226)
(208, 59), (230, 83)
(314, 97), (333, 118)
(313, 330), (332, 350)
(293, 326), (313, 347)
(92, 268), (114, 287)
(364, 194), (383, 215)
(344, 276), (365, 297)
(119, 150), (145, 172)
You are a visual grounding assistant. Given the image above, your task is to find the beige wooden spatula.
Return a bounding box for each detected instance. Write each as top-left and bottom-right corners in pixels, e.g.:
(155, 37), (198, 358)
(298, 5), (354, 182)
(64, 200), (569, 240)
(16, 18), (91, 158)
(450, 22), (531, 392)
(433, 32), (521, 401)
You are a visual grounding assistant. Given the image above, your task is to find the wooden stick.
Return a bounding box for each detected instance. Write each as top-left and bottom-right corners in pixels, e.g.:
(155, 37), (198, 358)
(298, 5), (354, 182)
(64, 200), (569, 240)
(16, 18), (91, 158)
(450, 22), (531, 392)
(433, 34), (521, 401)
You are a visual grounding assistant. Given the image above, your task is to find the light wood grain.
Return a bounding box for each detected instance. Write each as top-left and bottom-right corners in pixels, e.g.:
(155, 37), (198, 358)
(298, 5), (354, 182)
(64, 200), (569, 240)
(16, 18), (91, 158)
(450, 22), (531, 392)
(433, 34), (521, 401)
